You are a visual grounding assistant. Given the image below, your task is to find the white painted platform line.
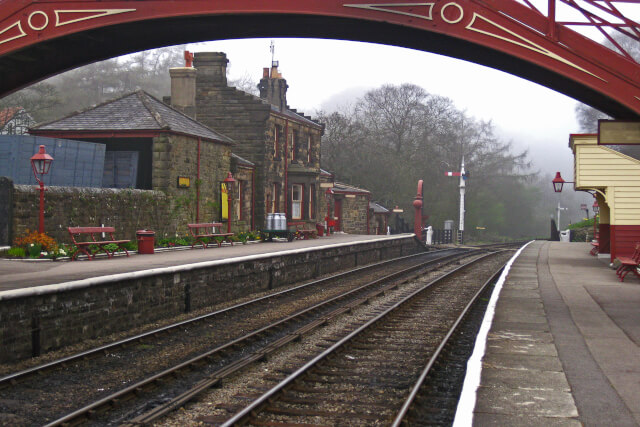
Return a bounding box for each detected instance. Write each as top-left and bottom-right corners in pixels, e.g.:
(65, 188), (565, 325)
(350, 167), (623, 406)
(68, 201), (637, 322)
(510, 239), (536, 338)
(452, 241), (533, 427)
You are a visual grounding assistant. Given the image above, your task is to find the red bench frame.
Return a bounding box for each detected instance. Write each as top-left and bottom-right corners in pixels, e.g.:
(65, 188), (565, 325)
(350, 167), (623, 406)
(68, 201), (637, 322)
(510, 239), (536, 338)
(188, 223), (234, 249)
(288, 221), (317, 240)
(616, 242), (640, 282)
(67, 226), (130, 260)
(590, 232), (600, 256)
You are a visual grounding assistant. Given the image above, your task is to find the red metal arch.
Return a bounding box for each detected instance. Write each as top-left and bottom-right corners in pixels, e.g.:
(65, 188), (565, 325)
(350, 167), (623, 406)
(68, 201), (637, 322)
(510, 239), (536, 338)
(0, 0), (639, 118)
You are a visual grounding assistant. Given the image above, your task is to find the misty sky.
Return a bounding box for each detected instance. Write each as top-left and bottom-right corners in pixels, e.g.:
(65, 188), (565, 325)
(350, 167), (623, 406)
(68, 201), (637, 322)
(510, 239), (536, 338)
(187, 38), (582, 180)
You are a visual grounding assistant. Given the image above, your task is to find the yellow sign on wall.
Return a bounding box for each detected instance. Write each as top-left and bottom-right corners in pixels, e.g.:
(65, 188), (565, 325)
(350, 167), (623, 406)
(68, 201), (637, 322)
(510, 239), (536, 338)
(177, 176), (190, 188)
(221, 182), (229, 220)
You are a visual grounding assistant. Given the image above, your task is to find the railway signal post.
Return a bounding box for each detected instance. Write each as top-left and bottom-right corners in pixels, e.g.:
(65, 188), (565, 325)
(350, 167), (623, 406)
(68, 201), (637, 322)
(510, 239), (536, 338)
(445, 158), (467, 244)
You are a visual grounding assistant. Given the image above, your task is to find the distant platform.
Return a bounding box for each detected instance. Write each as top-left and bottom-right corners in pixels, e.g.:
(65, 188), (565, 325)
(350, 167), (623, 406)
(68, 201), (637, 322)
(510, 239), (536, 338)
(0, 233), (415, 292)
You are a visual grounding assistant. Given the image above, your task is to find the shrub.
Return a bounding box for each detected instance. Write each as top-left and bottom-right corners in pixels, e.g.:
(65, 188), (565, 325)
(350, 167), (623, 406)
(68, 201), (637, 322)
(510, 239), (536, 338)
(1, 247), (26, 258)
(14, 229), (58, 252)
(27, 243), (42, 258)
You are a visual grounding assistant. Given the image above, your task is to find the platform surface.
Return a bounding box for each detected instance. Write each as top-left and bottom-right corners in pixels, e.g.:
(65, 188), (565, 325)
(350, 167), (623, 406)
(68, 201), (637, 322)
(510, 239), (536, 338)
(0, 233), (412, 292)
(471, 241), (640, 426)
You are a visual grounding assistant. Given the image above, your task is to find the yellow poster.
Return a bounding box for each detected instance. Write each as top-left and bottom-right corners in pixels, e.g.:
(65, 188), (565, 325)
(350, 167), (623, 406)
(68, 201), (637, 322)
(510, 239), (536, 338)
(221, 182), (229, 220)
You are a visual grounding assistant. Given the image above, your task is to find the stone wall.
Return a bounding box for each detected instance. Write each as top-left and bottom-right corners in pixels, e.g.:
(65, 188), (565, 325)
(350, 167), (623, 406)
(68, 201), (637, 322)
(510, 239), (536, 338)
(0, 235), (423, 362)
(152, 134), (232, 230)
(339, 194), (371, 234)
(231, 164), (254, 232)
(10, 185), (172, 244)
(0, 177), (12, 246)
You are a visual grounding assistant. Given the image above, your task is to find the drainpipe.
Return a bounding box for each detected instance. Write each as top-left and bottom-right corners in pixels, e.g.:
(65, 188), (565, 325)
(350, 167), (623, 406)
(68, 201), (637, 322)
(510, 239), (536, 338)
(196, 137), (201, 223)
(251, 167), (255, 230)
(284, 120), (289, 219)
(413, 179), (424, 237)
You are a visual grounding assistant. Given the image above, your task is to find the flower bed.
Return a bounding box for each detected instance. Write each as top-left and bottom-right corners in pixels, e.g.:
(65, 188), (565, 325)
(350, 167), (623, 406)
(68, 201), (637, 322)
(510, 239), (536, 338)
(0, 230), (262, 261)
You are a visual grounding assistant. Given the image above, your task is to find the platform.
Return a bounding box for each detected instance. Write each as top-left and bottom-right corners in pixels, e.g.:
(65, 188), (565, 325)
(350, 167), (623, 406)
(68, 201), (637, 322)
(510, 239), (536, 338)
(0, 233), (412, 292)
(463, 241), (640, 426)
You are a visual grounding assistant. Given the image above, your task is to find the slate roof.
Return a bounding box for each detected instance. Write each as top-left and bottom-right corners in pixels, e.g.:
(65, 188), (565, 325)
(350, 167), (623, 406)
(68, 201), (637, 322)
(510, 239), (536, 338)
(333, 182), (371, 195)
(369, 201), (390, 214)
(269, 104), (322, 129)
(232, 153), (254, 167)
(32, 90), (234, 144)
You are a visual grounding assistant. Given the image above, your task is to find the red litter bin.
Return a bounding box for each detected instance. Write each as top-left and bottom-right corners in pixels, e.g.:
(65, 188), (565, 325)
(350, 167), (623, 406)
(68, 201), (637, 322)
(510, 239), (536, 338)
(136, 230), (155, 254)
(316, 223), (324, 237)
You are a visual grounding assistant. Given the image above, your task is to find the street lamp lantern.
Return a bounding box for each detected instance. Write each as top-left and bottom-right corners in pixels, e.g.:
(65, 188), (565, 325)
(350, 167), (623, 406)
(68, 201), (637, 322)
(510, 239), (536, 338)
(552, 172), (565, 193)
(593, 200), (599, 215)
(223, 172), (236, 233)
(31, 145), (53, 177)
(29, 145), (54, 234)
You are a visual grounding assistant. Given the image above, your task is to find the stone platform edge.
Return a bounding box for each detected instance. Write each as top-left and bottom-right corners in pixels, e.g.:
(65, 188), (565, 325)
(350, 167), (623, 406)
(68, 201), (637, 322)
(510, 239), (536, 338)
(1, 234), (423, 363)
(0, 234), (417, 302)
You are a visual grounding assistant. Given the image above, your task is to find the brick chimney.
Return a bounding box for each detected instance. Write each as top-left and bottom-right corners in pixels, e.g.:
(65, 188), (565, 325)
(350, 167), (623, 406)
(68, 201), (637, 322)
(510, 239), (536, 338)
(193, 52), (228, 87)
(258, 62), (288, 111)
(169, 66), (197, 118)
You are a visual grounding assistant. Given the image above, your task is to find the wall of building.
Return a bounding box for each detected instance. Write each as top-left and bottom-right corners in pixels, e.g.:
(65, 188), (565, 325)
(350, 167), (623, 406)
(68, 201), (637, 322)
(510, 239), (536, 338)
(0, 235), (424, 362)
(152, 134), (232, 228)
(9, 184), (172, 245)
(572, 135), (640, 259)
(337, 194), (370, 234)
(231, 164), (254, 232)
(192, 53), (324, 229)
(193, 62), (270, 226)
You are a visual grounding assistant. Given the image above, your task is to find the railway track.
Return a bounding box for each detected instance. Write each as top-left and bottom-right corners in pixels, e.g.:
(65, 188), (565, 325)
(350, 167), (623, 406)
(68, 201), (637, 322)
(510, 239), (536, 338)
(0, 246), (488, 426)
(217, 250), (511, 426)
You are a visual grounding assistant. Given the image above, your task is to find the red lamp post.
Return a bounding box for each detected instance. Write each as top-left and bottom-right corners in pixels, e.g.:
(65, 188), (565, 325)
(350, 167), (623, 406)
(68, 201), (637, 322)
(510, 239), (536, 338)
(324, 187), (333, 235)
(30, 145), (54, 234)
(592, 200), (599, 240)
(223, 172), (236, 234)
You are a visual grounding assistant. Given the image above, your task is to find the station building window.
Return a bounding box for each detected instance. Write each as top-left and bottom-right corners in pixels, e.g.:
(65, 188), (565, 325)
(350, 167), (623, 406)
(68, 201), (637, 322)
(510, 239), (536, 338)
(271, 182), (280, 213)
(292, 184), (303, 220)
(309, 184), (315, 219)
(274, 125), (281, 159)
(235, 180), (243, 220)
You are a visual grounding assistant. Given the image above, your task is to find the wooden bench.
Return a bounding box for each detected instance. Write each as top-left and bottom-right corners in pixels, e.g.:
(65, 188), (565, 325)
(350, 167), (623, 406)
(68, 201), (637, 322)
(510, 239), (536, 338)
(616, 242), (640, 282)
(67, 226), (130, 260)
(188, 223), (234, 249)
(288, 221), (317, 240)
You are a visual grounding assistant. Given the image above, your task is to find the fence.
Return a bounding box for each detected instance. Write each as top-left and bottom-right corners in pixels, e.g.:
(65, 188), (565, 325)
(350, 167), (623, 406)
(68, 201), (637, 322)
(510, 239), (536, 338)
(0, 135), (105, 187)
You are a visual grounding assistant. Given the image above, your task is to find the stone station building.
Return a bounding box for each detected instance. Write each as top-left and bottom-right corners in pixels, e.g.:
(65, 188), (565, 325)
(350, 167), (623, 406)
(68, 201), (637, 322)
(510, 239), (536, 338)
(2, 52), (379, 244)
(166, 52), (325, 230)
(28, 90), (254, 238)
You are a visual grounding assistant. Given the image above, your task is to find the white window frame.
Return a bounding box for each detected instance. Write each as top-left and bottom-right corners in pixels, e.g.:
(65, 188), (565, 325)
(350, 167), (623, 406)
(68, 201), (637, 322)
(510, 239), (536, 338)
(292, 184), (303, 220)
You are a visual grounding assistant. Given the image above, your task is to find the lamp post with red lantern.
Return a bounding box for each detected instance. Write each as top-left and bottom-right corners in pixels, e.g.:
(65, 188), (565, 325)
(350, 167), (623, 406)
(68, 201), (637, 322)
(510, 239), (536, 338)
(223, 172), (236, 234)
(553, 171), (603, 240)
(30, 145), (54, 234)
(592, 200), (600, 240)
